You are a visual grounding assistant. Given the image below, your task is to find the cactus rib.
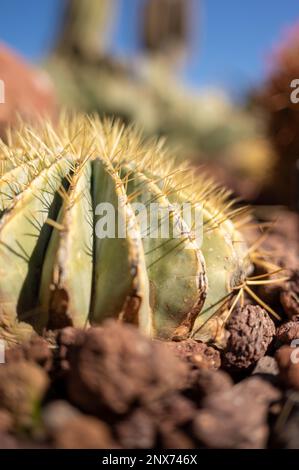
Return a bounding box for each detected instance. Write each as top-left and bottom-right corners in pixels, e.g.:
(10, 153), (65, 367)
(0, 115), (255, 346)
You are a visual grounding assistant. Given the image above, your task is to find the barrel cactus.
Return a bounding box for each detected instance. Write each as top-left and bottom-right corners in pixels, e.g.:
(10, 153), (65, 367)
(0, 115), (257, 347)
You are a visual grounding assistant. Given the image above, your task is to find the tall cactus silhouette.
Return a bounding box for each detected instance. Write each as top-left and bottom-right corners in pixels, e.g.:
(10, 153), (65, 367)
(142, 0), (189, 57)
(56, 0), (115, 58)
(46, 0), (266, 189)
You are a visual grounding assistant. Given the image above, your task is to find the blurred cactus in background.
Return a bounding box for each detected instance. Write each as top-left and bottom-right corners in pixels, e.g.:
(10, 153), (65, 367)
(142, 0), (188, 61)
(44, 0), (275, 203)
(56, 0), (116, 58)
(256, 23), (299, 208)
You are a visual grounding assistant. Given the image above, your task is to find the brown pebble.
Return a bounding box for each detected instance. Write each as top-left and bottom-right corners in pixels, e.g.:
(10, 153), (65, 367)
(53, 415), (114, 449)
(0, 410), (13, 433)
(276, 321), (299, 344)
(0, 362), (49, 428)
(6, 336), (53, 371)
(42, 400), (80, 434)
(64, 321), (189, 415)
(163, 339), (221, 370)
(194, 369), (233, 400)
(276, 345), (299, 390)
(224, 305), (275, 370)
(116, 409), (156, 449)
(281, 271), (299, 321)
(252, 356), (279, 376)
(193, 377), (281, 448)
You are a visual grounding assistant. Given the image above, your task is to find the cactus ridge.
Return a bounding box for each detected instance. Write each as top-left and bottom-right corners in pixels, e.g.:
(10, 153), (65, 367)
(0, 115), (254, 345)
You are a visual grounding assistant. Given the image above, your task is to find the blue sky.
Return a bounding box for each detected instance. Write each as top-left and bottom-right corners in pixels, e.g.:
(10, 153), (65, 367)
(0, 0), (298, 94)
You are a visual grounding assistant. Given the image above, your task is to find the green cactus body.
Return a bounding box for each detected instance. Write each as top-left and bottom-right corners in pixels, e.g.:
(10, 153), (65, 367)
(0, 116), (252, 346)
(191, 208), (246, 342)
(39, 160), (93, 329)
(122, 166), (206, 339)
(156, 173), (250, 343)
(0, 155), (58, 212)
(90, 157), (152, 336)
(0, 158), (71, 341)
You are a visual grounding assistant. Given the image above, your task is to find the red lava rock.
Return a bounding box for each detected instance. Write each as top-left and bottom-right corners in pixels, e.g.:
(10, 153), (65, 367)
(252, 356), (279, 376)
(6, 336), (53, 372)
(272, 391), (299, 449)
(146, 393), (195, 428)
(280, 270), (299, 321)
(0, 410), (13, 433)
(163, 339), (221, 370)
(223, 305), (276, 370)
(115, 393), (195, 449)
(116, 408), (156, 449)
(42, 400), (80, 434)
(0, 433), (19, 449)
(0, 432), (49, 449)
(158, 423), (196, 449)
(276, 321), (299, 344)
(275, 345), (299, 390)
(193, 369), (233, 400)
(193, 377), (281, 449)
(148, 394), (196, 449)
(52, 415), (114, 449)
(0, 361), (49, 428)
(0, 43), (57, 137)
(42, 400), (116, 449)
(64, 321), (189, 415)
(56, 327), (84, 372)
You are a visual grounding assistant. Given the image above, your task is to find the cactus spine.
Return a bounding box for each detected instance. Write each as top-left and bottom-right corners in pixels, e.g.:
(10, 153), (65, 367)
(0, 115), (253, 346)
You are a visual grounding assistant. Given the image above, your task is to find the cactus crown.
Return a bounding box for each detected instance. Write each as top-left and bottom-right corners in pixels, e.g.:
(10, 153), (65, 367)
(0, 114), (277, 347)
